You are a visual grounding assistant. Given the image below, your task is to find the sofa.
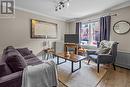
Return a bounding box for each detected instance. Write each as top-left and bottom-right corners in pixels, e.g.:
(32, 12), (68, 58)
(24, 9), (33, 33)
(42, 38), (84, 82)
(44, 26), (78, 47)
(0, 46), (43, 87)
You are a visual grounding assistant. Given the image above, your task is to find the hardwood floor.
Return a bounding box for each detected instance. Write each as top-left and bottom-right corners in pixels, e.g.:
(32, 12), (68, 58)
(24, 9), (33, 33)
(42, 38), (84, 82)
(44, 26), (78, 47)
(39, 55), (130, 87)
(58, 66), (130, 87)
(97, 67), (130, 87)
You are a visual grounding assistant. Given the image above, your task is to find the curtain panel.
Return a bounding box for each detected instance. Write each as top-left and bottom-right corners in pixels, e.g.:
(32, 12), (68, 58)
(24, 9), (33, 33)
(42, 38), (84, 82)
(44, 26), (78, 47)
(100, 16), (111, 41)
(76, 22), (81, 34)
(76, 22), (81, 43)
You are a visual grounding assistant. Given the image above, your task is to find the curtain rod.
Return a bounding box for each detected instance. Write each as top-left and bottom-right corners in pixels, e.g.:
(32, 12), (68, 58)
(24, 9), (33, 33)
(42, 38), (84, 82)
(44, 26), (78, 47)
(110, 14), (117, 16)
(80, 13), (117, 23)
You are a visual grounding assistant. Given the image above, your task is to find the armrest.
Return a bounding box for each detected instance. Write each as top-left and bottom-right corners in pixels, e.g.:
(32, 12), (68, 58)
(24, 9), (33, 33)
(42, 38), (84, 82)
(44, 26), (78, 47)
(0, 71), (22, 87)
(98, 54), (113, 63)
(87, 50), (97, 55)
(98, 54), (112, 57)
(0, 63), (5, 70)
(0, 63), (8, 77)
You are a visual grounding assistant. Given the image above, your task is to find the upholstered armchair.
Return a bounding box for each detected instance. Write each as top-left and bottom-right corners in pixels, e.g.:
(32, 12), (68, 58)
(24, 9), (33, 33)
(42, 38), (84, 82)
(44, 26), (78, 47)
(87, 40), (119, 73)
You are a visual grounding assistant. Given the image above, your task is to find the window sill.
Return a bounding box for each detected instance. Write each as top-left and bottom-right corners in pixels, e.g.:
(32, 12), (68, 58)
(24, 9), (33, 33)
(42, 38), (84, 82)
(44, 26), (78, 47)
(80, 44), (97, 50)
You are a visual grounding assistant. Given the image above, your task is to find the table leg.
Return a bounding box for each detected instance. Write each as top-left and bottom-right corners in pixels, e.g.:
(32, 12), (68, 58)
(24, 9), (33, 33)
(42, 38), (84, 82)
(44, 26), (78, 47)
(71, 61), (74, 73)
(71, 61), (82, 73)
(47, 52), (51, 60)
(46, 53), (48, 60)
(57, 56), (59, 65)
(42, 51), (46, 60)
(79, 61), (81, 69)
(56, 57), (66, 65)
(52, 54), (54, 58)
(42, 52), (44, 60)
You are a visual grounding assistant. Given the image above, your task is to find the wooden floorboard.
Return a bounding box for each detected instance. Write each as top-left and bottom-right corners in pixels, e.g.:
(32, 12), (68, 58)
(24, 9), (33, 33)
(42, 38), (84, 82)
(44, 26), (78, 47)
(39, 55), (130, 87)
(58, 65), (130, 87)
(96, 67), (130, 87)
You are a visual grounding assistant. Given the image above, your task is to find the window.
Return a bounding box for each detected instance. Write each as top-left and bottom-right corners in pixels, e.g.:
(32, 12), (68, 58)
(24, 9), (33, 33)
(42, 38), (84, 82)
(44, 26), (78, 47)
(80, 21), (100, 46)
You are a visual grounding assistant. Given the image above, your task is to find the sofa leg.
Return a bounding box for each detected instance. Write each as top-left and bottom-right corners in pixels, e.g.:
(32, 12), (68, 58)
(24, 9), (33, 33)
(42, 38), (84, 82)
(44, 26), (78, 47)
(97, 64), (99, 73)
(113, 64), (116, 70)
(87, 59), (90, 65)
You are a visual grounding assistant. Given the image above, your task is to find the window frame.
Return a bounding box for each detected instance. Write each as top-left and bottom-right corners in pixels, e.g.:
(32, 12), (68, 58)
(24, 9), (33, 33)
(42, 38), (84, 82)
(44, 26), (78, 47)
(80, 20), (100, 46)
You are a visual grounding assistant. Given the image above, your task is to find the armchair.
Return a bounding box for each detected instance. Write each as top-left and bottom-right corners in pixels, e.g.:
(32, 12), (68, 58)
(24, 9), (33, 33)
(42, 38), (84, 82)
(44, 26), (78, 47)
(87, 40), (119, 73)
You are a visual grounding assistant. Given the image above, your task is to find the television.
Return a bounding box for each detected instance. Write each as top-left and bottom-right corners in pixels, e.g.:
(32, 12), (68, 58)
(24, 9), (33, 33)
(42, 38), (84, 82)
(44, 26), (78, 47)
(64, 34), (79, 44)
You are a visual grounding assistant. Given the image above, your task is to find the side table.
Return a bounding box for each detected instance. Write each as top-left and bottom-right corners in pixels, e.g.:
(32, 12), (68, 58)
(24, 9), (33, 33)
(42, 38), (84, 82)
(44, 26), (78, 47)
(42, 48), (55, 60)
(78, 47), (87, 56)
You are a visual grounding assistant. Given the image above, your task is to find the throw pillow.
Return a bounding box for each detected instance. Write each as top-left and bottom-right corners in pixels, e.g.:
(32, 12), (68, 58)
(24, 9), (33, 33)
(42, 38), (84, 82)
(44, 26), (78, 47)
(96, 40), (112, 54)
(17, 48), (32, 57)
(96, 47), (111, 54)
(6, 54), (27, 72)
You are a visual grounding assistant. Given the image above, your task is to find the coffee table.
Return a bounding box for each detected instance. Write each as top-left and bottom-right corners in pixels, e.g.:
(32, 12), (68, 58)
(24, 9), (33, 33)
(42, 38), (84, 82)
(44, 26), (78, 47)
(54, 52), (86, 73)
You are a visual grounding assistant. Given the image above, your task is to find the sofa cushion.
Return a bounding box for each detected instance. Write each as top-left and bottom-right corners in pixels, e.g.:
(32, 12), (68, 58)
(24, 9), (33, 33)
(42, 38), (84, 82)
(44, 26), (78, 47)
(17, 48), (32, 57)
(24, 54), (36, 60)
(0, 63), (12, 77)
(26, 58), (42, 66)
(6, 54), (27, 72)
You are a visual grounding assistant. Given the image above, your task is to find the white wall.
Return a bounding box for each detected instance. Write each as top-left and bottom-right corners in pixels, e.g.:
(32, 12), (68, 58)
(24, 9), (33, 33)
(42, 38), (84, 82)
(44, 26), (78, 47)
(69, 6), (130, 53)
(68, 22), (76, 34)
(0, 9), (69, 55)
(110, 6), (130, 53)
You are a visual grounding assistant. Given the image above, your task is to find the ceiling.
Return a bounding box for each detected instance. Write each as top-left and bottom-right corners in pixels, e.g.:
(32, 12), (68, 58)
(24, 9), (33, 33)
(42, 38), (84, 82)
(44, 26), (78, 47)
(16, 0), (129, 21)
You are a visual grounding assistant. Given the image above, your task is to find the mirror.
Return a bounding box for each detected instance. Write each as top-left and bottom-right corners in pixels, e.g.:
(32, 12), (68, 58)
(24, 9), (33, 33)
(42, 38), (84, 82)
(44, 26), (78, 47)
(113, 20), (130, 34)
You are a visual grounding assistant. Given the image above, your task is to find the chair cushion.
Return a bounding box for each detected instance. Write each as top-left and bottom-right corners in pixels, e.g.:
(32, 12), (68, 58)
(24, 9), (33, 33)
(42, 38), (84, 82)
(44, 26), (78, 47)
(17, 48), (32, 57)
(6, 54), (27, 72)
(89, 54), (98, 63)
(0, 63), (12, 77)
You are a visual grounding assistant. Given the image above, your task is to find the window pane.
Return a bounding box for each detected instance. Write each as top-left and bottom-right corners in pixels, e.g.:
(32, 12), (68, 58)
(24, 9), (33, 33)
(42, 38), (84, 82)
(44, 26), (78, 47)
(80, 21), (100, 46)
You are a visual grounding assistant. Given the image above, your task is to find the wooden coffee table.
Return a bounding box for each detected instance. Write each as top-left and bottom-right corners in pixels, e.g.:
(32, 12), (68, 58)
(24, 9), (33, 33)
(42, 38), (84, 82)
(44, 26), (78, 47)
(54, 52), (86, 73)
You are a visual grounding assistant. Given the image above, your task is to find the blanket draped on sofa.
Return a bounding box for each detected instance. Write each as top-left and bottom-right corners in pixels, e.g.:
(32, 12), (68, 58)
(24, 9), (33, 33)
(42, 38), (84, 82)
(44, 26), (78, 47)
(22, 61), (58, 87)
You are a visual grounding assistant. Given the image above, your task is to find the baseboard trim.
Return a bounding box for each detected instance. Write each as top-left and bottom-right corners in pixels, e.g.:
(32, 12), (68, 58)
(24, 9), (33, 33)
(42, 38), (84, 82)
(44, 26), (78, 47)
(115, 65), (130, 70)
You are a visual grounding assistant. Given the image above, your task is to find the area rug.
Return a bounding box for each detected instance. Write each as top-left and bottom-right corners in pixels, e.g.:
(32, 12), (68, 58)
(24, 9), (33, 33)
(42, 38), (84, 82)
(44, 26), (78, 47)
(38, 56), (107, 87)
(57, 60), (107, 87)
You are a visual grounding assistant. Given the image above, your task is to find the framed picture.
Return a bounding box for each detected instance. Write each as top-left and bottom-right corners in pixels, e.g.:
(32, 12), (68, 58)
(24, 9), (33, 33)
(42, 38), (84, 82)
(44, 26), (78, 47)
(31, 19), (58, 39)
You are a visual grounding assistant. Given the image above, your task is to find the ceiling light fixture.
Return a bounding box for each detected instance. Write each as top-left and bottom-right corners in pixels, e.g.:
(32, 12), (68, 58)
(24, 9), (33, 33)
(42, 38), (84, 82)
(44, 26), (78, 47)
(55, 0), (69, 11)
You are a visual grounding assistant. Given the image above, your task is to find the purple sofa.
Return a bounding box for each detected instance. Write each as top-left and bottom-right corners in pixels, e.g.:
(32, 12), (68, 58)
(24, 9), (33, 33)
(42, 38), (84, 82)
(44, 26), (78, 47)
(0, 46), (43, 87)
